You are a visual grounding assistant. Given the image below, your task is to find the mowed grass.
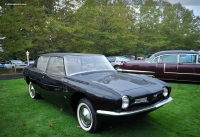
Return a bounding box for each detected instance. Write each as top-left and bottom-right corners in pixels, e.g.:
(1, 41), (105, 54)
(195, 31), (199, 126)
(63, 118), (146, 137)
(0, 79), (199, 137)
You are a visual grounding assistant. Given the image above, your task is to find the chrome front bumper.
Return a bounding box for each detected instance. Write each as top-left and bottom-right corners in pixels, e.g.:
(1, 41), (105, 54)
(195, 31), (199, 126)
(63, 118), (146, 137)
(96, 97), (173, 116)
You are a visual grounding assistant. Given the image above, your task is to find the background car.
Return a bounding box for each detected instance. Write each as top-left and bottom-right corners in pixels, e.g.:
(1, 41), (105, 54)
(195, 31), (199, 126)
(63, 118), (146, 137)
(5, 60), (27, 69)
(23, 53), (172, 132)
(119, 50), (200, 82)
(107, 56), (130, 69)
(25, 60), (35, 66)
(0, 63), (6, 69)
(136, 57), (144, 60)
(124, 55), (135, 60)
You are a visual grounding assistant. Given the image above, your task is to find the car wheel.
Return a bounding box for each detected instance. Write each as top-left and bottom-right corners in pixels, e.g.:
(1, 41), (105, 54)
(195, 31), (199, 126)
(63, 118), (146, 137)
(114, 65), (119, 70)
(29, 82), (39, 99)
(77, 98), (100, 132)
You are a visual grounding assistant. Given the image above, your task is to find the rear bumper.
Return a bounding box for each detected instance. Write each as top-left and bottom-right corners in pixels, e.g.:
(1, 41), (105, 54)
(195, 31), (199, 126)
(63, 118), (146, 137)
(96, 97), (173, 116)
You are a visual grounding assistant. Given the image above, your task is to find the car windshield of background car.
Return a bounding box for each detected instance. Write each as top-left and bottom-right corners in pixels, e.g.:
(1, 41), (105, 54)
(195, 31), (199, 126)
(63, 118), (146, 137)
(66, 55), (115, 75)
(146, 55), (155, 63)
(117, 56), (130, 62)
(12, 60), (24, 64)
(107, 57), (115, 62)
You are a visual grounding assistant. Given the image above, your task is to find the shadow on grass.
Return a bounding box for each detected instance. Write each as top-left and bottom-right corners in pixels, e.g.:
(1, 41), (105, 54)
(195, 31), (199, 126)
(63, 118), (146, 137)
(34, 96), (159, 134)
(164, 80), (200, 85)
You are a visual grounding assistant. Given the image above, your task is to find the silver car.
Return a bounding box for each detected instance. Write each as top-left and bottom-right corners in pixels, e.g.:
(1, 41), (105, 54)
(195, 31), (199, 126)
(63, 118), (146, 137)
(5, 60), (27, 69)
(107, 56), (130, 69)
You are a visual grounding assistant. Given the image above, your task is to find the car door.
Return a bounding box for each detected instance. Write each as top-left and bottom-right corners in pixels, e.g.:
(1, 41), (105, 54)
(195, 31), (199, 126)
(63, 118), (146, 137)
(40, 56), (66, 105)
(30, 56), (50, 95)
(5, 61), (12, 68)
(156, 54), (178, 80)
(177, 54), (200, 82)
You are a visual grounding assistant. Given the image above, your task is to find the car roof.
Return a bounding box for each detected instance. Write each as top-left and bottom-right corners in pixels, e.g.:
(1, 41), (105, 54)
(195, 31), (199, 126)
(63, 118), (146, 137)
(154, 50), (200, 56)
(40, 53), (102, 57)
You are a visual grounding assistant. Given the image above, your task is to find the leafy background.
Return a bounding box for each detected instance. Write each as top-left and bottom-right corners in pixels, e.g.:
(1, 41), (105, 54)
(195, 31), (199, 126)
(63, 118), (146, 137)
(0, 0), (199, 60)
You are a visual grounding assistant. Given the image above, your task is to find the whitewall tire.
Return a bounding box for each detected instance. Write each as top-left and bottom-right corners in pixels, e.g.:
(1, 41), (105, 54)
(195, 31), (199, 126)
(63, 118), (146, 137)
(77, 98), (100, 132)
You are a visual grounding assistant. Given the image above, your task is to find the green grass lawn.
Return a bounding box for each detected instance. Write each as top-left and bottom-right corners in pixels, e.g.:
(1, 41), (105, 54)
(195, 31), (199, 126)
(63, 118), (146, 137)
(0, 79), (200, 137)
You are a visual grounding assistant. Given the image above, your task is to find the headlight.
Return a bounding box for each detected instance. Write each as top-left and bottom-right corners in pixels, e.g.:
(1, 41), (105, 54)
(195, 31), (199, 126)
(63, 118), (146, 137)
(122, 96), (129, 109)
(163, 87), (169, 97)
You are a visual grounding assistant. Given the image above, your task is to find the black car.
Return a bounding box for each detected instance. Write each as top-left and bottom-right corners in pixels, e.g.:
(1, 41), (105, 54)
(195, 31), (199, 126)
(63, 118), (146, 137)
(23, 53), (173, 132)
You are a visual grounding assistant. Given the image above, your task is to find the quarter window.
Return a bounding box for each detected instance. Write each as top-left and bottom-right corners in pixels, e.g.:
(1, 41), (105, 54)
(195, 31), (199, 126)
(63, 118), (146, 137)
(179, 54), (196, 63)
(47, 57), (65, 75)
(37, 56), (49, 71)
(159, 54), (178, 63)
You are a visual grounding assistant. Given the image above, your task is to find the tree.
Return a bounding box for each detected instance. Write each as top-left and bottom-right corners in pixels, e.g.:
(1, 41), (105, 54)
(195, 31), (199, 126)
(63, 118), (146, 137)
(0, 0), (199, 60)
(71, 0), (133, 55)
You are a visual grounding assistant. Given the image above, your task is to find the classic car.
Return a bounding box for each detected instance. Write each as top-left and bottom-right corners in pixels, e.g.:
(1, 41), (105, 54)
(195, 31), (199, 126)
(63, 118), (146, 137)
(25, 60), (35, 66)
(4, 60), (27, 69)
(107, 56), (130, 69)
(0, 63), (6, 69)
(119, 50), (200, 82)
(124, 55), (135, 60)
(23, 53), (173, 132)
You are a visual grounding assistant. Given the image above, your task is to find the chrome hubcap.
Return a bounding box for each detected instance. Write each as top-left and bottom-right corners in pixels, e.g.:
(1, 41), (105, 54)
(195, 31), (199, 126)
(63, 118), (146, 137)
(79, 105), (92, 128)
(29, 83), (35, 98)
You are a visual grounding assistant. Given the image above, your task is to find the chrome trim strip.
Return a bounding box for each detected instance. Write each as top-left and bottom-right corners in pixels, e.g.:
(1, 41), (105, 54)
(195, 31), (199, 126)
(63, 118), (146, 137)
(164, 72), (200, 76)
(119, 68), (200, 76)
(178, 73), (200, 75)
(96, 97), (173, 116)
(117, 69), (155, 74)
(164, 63), (166, 72)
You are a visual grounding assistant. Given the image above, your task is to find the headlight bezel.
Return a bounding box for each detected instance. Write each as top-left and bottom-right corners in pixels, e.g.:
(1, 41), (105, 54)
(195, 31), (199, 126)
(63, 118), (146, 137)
(163, 87), (169, 98)
(122, 96), (129, 109)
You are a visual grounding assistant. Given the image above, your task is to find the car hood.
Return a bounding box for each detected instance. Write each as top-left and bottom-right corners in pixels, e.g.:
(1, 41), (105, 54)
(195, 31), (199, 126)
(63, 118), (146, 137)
(70, 71), (164, 97)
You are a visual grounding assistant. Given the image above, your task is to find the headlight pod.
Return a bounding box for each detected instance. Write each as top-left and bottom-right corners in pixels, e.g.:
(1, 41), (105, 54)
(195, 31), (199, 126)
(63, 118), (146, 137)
(122, 96), (129, 109)
(163, 87), (169, 97)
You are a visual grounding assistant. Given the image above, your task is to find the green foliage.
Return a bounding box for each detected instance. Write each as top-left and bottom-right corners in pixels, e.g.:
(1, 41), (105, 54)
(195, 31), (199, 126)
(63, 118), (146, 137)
(72, 0), (133, 55)
(0, 0), (199, 59)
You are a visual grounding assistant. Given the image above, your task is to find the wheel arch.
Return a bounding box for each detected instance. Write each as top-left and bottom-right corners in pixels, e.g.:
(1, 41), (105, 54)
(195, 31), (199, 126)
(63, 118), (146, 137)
(25, 76), (31, 85)
(71, 92), (87, 114)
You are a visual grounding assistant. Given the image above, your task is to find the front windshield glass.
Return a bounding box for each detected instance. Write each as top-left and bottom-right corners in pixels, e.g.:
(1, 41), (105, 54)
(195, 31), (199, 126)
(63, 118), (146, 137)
(117, 56), (130, 61)
(146, 55), (155, 63)
(66, 55), (115, 75)
(11, 60), (24, 64)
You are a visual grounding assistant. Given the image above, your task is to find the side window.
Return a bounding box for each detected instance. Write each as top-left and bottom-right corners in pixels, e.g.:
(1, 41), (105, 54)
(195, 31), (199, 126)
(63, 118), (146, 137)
(47, 57), (65, 75)
(37, 56), (49, 71)
(179, 54), (196, 63)
(159, 54), (178, 63)
(152, 57), (159, 63)
(198, 55), (200, 63)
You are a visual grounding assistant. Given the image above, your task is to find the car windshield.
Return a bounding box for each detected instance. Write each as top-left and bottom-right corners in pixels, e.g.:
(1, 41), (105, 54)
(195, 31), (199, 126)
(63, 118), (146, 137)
(66, 55), (115, 75)
(116, 56), (130, 61)
(146, 55), (155, 63)
(11, 60), (24, 64)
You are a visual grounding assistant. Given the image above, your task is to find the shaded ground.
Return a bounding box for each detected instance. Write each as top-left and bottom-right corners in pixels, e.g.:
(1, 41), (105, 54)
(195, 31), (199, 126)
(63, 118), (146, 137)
(0, 73), (23, 80)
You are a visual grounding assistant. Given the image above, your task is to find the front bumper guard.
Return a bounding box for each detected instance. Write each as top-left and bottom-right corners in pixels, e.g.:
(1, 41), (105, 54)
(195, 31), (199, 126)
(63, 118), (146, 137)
(96, 97), (173, 116)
